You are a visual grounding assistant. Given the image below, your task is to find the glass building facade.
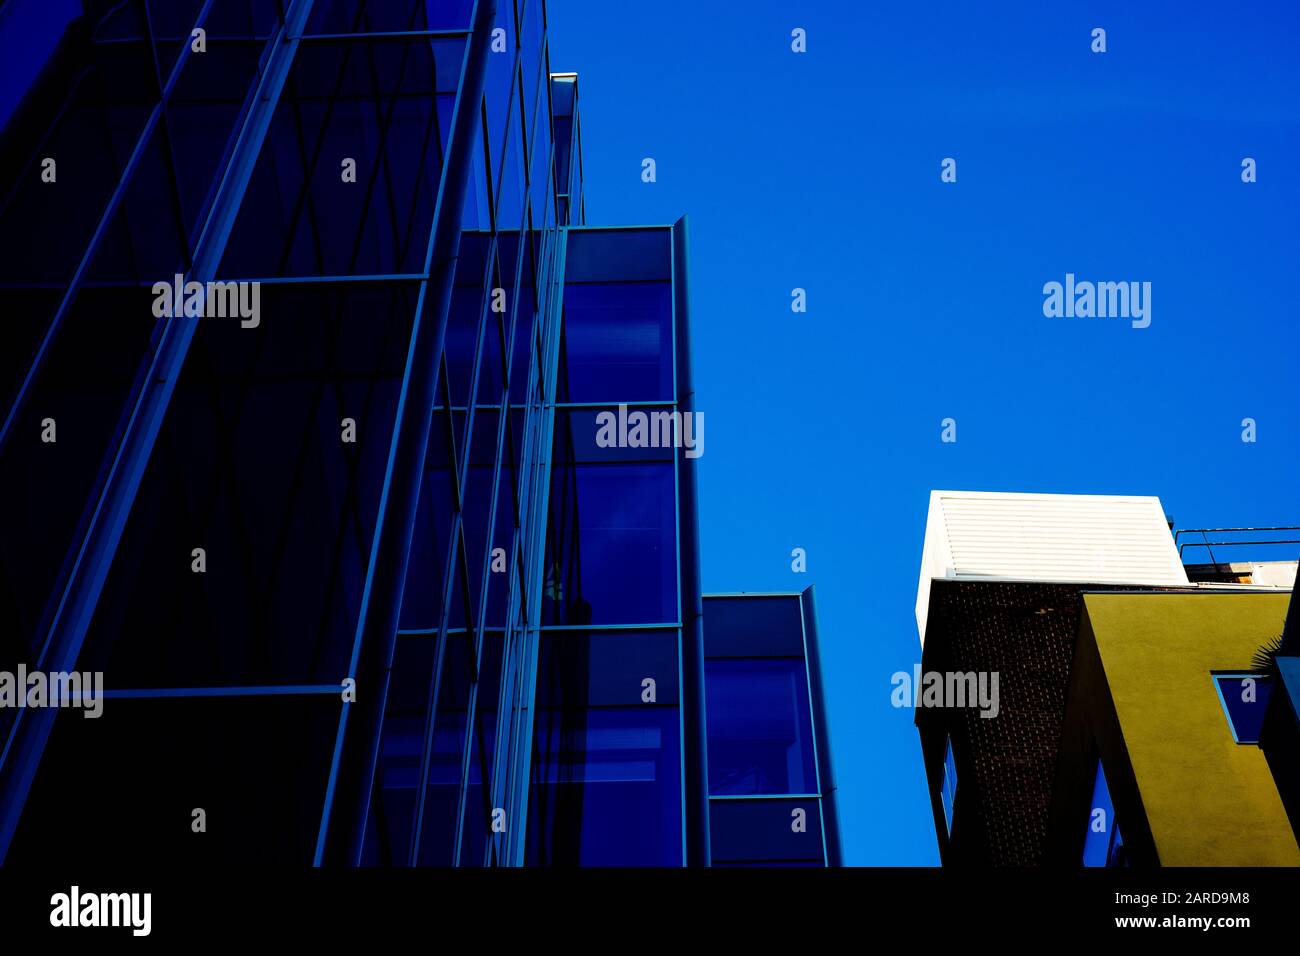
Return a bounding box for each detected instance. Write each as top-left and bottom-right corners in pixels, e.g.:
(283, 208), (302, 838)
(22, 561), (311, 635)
(705, 591), (841, 867)
(0, 0), (839, 867)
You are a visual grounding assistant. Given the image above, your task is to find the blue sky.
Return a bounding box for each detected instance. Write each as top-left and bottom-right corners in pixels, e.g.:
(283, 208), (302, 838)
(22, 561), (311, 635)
(548, 0), (1300, 864)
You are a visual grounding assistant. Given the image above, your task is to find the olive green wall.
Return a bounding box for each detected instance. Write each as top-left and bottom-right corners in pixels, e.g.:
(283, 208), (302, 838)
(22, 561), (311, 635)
(1084, 592), (1299, 866)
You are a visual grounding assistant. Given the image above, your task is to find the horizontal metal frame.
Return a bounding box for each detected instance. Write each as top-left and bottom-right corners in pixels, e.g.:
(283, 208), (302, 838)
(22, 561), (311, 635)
(98, 684), (344, 699)
(709, 792), (823, 801)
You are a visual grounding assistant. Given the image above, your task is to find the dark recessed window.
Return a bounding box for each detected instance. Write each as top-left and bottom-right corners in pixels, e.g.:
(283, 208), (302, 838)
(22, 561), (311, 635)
(1083, 759), (1127, 867)
(1213, 673), (1274, 744)
(940, 737), (957, 837)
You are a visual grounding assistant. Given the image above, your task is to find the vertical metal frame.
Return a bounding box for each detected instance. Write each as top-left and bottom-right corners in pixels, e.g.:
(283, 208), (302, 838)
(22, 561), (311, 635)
(315, 0), (498, 866)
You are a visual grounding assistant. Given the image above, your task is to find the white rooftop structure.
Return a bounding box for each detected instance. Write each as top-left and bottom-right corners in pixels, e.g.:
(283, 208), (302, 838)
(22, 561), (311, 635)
(915, 491), (1190, 645)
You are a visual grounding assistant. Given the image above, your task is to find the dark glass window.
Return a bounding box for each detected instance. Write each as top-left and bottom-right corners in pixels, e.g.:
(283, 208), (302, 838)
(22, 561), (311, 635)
(79, 279), (418, 686)
(940, 736), (957, 837)
(7, 693), (341, 864)
(706, 659), (816, 796)
(564, 229), (670, 282)
(1082, 759), (1127, 867)
(163, 37), (270, 243)
(305, 0), (475, 34)
(543, 459), (677, 626)
(559, 282), (672, 402)
(710, 798), (823, 866)
(366, 636), (436, 864)
(704, 596), (805, 657)
(460, 632), (504, 866)
(536, 631), (680, 707)
(528, 697), (682, 866)
(519, 0), (544, 153)
(1213, 673), (1273, 744)
(218, 36), (465, 279)
(496, 78), (526, 233)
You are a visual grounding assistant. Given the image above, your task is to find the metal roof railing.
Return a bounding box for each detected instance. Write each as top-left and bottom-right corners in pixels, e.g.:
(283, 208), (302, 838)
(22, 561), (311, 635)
(1174, 527), (1300, 563)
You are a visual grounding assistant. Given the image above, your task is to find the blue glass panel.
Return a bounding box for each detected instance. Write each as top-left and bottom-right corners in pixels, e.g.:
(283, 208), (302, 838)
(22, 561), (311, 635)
(502, 231), (538, 404)
(559, 282), (673, 403)
(519, 0), (544, 154)
(463, 410), (502, 617)
(1214, 673), (1273, 744)
(1279, 657), (1300, 725)
(369, 636), (435, 864)
(554, 407), (675, 462)
(417, 629), (474, 864)
(1109, 821), (1128, 867)
(527, 706), (682, 866)
(709, 798), (824, 865)
(543, 459), (677, 626)
(1082, 759), (1116, 867)
(706, 659), (816, 795)
(164, 39), (274, 242)
(443, 231), (490, 406)
(399, 414), (456, 632)
(203, 0), (284, 36)
(528, 81), (552, 212)
(460, 632), (504, 865)
(537, 631), (681, 707)
(305, 0), (475, 34)
(218, 37), (465, 278)
(475, 252), (509, 404)
(564, 228), (671, 282)
(483, 5), (517, 185)
(460, 111), (490, 232)
(75, 279), (417, 685)
(703, 595), (805, 658)
(496, 79), (526, 233)
(146, 0), (206, 37)
(552, 114), (573, 200)
(941, 737), (957, 836)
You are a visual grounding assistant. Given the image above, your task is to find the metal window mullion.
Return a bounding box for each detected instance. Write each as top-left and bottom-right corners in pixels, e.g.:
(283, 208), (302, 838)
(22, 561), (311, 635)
(407, 514), (467, 865)
(503, 222), (565, 866)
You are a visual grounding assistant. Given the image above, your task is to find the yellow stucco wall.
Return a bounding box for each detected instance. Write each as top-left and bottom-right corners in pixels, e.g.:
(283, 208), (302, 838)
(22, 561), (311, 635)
(1084, 592), (1299, 866)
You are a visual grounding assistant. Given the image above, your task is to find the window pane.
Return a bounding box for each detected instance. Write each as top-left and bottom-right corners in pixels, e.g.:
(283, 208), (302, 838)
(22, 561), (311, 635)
(305, 0), (475, 34)
(78, 280), (418, 686)
(1214, 673), (1273, 744)
(709, 798), (824, 865)
(941, 737), (957, 836)
(705, 658), (816, 796)
(704, 595), (805, 658)
(543, 458), (677, 626)
(218, 37), (465, 279)
(536, 631), (681, 707)
(1082, 759), (1116, 867)
(559, 282), (672, 403)
(527, 706), (682, 866)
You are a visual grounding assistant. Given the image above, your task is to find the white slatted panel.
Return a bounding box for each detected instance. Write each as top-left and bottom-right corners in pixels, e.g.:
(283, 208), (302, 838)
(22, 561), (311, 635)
(916, 491), (1188, 645)
(941, 494), (1185, 582)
